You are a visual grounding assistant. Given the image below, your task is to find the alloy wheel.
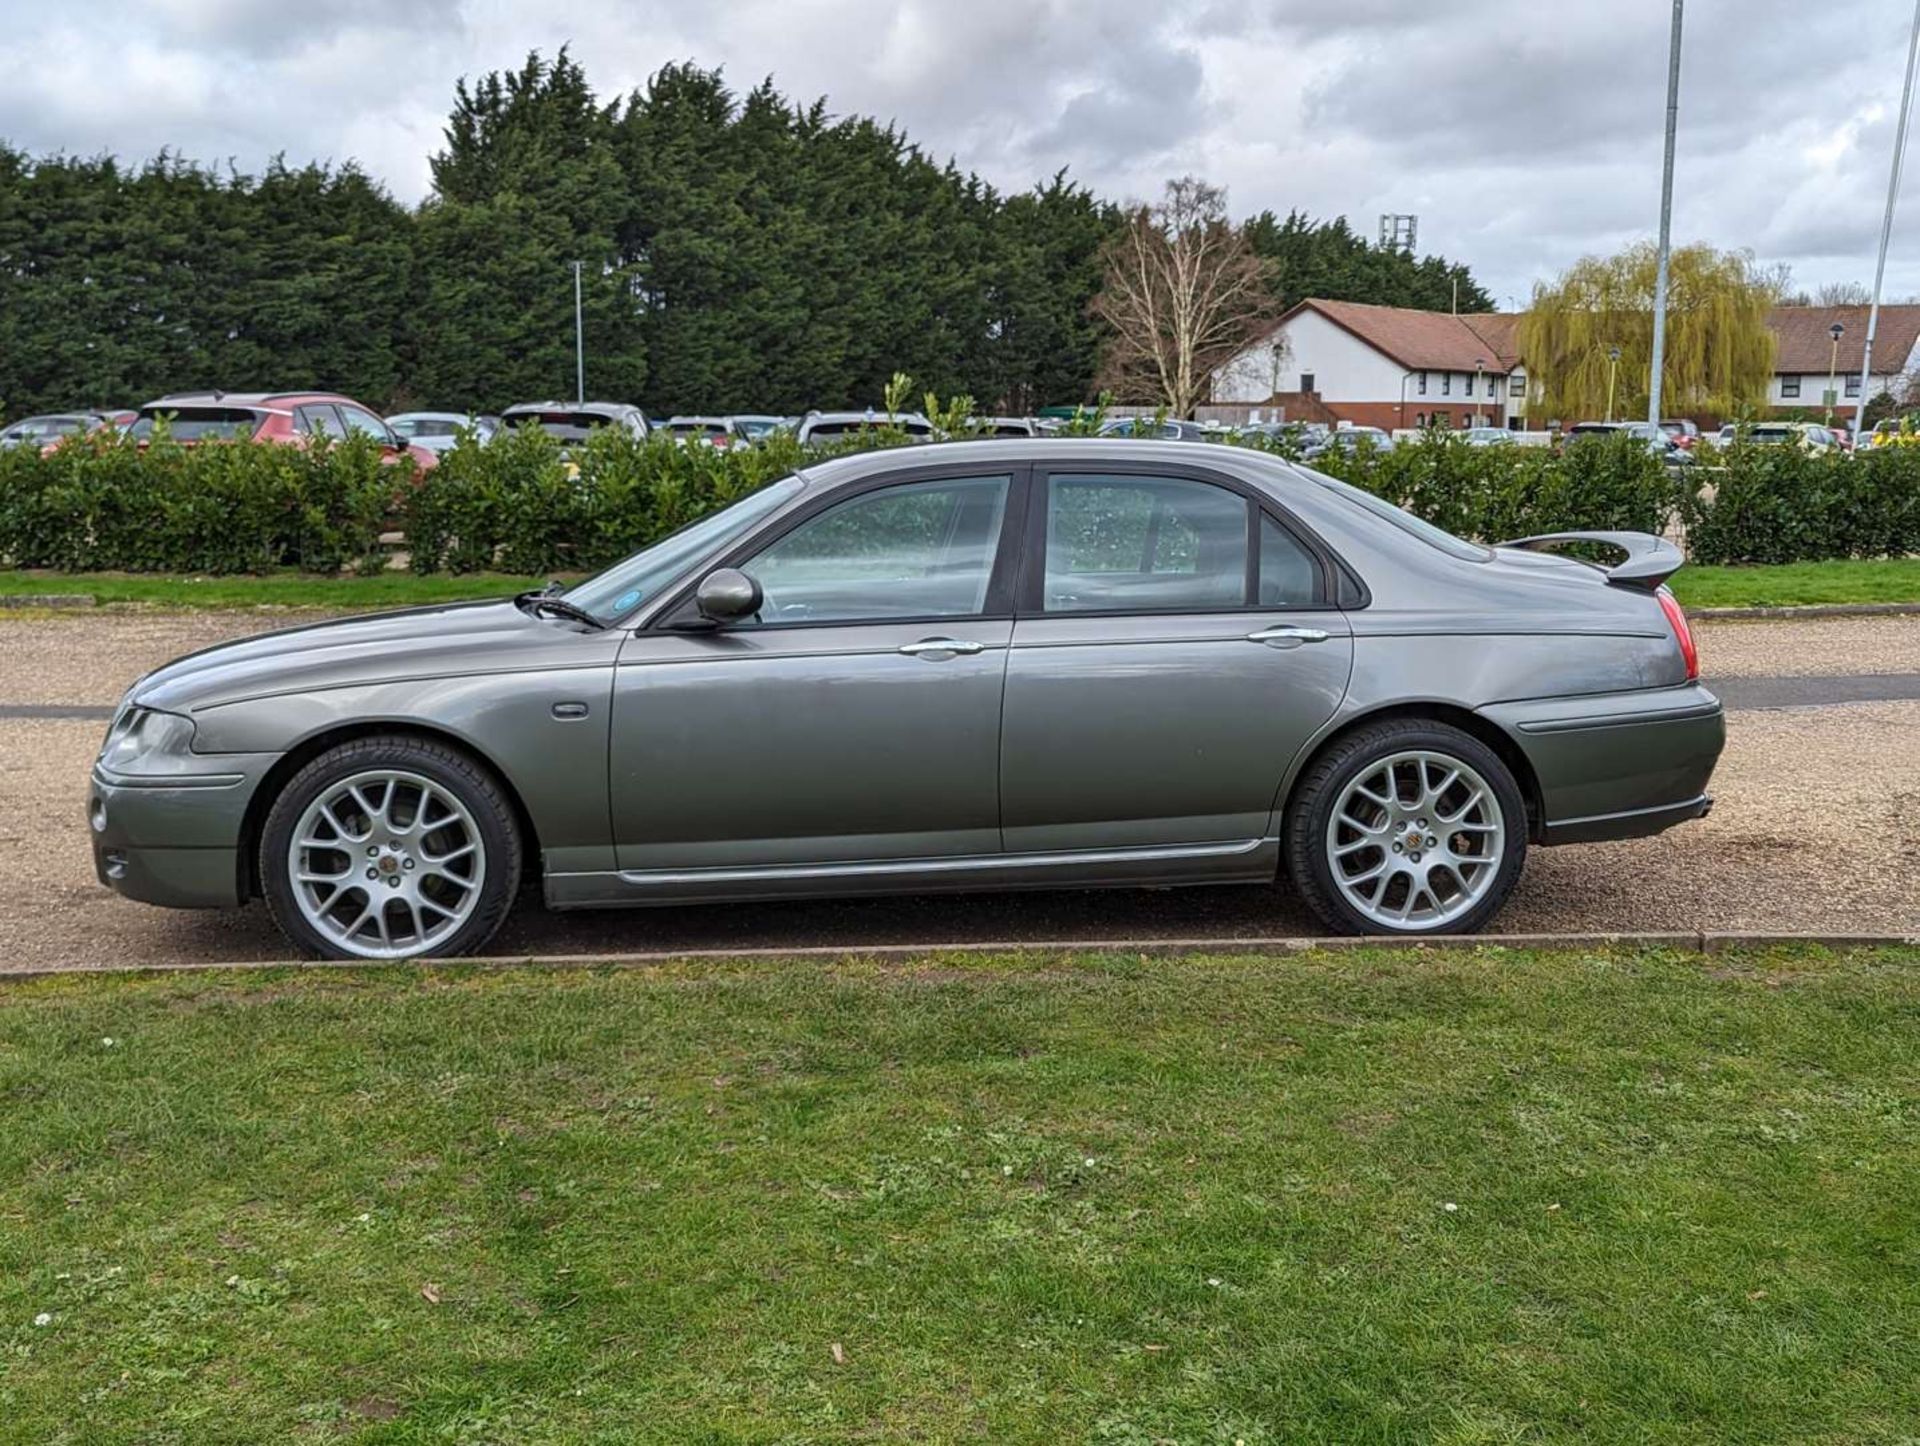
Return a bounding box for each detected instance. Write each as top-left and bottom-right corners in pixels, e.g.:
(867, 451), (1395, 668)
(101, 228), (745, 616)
(287, 769), (487, 959)
(1324, 749), (1506, 931)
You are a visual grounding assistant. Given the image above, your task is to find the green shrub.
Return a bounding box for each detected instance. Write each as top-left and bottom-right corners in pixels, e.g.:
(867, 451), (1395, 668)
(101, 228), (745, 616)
(1, 417), (1913, 576)
(1680, 442), (1920, 565)
(1283, 430), (1678, 544)
(0, 427), (396, 574)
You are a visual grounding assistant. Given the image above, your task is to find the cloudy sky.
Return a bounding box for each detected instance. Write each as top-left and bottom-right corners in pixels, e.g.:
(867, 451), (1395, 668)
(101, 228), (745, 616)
(6, 0), (1919, 306)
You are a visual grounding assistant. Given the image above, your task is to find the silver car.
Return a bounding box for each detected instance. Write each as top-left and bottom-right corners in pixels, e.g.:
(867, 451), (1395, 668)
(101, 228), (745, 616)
(90, 440), (1723, 959)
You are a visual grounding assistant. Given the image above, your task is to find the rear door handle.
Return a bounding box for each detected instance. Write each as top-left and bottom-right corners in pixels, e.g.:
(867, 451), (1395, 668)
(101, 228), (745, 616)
(898, 637), (986, 657)
(1246, 625), (1330, 647)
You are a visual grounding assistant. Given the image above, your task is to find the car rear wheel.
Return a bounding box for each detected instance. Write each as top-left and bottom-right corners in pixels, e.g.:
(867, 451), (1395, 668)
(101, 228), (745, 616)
(261, 736), (521, 960)
(1285, 719), (1526, 936)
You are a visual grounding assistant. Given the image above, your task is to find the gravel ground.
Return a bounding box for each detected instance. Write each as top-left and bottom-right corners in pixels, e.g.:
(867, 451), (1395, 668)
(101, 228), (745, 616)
(1, 608), (1914, 970)
(1696, 614), (1920, 678)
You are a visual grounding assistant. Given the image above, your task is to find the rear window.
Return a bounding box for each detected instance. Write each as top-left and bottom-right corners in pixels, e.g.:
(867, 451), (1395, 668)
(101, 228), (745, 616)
(806, 419), (927, 438)
(128, 408), (263, 441)
(1308, 471), (1491, 562)
(504, 411), (618, 440)
(392, 418), (463, 439)
(664, 422), (729, 437)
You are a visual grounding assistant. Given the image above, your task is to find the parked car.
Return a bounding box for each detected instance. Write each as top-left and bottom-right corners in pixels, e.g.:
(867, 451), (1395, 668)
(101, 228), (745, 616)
(1744, 422), (1839, 454)
(796, 410), (936, 445)
(1301, 426), (1395, 459)
(967, 416), (1040, 437)
(660, 416), (745, 449)
(1657, 419), (1700, 450)
(1870, 417), (1920, 447)
(500, 402), (650, 443)
(0, 410), (128, 451)
(727, 414), (788, 442)
(1098, 416), (1208, 441)
(126, 393), (438, 468)
(1461, 426), (1515, 447)
(1565, 421), (1694, 466)
(386, 412), (500, 455)
(89, 439), (1722, 959)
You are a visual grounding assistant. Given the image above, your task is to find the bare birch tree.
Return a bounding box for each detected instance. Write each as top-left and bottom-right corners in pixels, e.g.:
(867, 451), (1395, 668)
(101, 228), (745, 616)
(1091, 178), (1274, 416)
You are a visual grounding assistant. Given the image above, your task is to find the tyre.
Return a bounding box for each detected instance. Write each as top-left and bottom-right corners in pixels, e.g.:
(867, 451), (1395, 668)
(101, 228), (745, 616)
(260, 735), (522, 960)
(1284, 718), (1526, 936)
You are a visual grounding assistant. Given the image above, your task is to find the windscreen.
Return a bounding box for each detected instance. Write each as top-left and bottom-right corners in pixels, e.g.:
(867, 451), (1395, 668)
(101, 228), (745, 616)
(503, 411), (618, 441)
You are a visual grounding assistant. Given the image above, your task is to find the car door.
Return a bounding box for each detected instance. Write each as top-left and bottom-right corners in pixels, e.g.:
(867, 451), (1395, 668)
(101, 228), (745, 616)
(999, 464), (1354, 853)
(337, 402), (411, 464)
(609, 469), (1024, 872)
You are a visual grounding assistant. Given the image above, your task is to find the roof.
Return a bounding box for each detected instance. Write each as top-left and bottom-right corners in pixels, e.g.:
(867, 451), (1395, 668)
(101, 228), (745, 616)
(1277, 299), (1524, 372)
(1767, 305), (1920, 373)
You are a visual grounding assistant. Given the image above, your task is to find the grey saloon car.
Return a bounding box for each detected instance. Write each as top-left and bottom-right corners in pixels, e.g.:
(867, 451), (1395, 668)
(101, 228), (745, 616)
(91, 440), (1723, 959)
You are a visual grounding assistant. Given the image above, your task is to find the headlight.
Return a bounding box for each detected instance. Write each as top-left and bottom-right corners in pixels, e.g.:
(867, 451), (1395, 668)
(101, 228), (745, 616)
(98, 707), (196, 771)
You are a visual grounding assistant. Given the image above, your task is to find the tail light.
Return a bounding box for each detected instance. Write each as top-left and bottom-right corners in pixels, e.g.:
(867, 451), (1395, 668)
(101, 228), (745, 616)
(1657, 587), (1698, 680)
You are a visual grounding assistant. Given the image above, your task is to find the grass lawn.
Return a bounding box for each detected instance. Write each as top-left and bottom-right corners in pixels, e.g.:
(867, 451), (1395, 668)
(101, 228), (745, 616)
(0, 569), (551, 610)
(1672, 557), (1920, 610)
(1, 946), (1916, 1443)
(3, 558), (1920, 615)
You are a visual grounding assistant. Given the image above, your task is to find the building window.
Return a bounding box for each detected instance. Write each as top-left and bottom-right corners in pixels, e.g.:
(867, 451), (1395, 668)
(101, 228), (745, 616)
(1300, 372), (1316, 395)
(1463, 373), (1474, 397)
(1509, 374), (1525, 397)
(1846, 374), (1863, 398)
(1417, 372), (1428, 395)
(1780, 376), (1802, 398)
(1441, 373), (1452, 396)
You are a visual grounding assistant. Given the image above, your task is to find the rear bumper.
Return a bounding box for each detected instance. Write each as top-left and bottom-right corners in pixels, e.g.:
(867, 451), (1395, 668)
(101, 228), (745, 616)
(1479, 683), (1726, 846)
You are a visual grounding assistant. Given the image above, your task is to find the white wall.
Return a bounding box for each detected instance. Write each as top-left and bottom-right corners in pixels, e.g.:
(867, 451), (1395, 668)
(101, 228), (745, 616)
(1212, 310), (1409, 403)
(1212, 309), (1510, 416)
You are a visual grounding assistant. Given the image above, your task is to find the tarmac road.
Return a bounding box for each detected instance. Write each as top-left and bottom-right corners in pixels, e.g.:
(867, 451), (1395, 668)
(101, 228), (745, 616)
(2, 610), (1915, 971)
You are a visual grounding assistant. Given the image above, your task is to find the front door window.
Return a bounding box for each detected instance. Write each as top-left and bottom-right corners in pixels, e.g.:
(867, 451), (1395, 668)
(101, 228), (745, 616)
(745, 475), (1010, 625)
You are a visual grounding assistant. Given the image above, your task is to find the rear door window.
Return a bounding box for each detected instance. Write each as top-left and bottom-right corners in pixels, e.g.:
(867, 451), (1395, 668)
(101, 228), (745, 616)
(1042, 474), (1251, 613)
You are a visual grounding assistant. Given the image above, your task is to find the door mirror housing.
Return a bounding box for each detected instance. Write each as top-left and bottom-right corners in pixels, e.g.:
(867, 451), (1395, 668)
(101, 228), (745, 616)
(695, 568), (763, 625)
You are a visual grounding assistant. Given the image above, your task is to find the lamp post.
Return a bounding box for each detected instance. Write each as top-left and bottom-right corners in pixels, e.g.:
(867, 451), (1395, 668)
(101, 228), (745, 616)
(1827, 321), (1845, 425)
(1856, 0), (1920, 435)
(1474, 357), (1485, 428)
(1606, 345), (1623, 423)
(572, 260), (585, 405)
(1400, 371), (1414, 430)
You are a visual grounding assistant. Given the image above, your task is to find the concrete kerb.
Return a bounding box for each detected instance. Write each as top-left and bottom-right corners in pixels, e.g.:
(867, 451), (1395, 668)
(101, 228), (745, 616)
(3, 930), (1913, 982)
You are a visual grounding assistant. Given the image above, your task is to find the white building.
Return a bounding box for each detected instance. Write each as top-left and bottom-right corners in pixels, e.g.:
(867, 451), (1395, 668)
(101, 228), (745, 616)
(1765, 305), (1920, 415)
(1211, 299), (1525, 430)
(1210, 298), (1920, 428)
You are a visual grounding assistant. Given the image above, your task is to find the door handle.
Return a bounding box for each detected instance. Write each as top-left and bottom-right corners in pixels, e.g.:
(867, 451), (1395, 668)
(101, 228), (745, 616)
(898, 637), (986, 657)
(1246, 625), (1329, 647)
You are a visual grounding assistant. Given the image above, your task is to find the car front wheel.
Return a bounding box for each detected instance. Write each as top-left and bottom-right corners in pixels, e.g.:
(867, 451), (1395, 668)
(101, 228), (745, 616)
(1285, 719), (1527, 936)
(261, 736), (521, 960)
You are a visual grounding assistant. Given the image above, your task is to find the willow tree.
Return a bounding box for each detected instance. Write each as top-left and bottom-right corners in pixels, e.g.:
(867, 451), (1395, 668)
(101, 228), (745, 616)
(1517, 243), (1780, 421)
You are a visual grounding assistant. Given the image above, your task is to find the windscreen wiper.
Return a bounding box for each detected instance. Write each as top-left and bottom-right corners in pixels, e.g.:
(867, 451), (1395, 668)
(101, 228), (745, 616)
(515, 583), (608, 630)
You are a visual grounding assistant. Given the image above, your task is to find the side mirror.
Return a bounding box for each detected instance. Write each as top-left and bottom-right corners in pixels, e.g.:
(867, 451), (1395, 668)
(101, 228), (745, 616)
(695, 568), (763, 625)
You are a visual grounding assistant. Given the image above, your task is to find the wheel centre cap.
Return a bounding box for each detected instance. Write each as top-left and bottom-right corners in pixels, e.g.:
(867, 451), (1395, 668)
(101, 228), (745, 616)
(378, 854), (401, 875)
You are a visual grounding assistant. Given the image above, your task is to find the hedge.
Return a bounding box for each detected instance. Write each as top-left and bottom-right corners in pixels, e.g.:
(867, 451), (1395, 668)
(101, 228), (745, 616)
(2, 425), (1916, 575)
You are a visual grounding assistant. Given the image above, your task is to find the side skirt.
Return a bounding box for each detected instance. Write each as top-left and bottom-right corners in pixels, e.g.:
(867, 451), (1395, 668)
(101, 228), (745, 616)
(545, 838), (1279, 910)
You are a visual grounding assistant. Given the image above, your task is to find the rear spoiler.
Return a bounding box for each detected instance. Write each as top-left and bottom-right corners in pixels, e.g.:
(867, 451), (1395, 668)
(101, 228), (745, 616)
(1497, 531), (1684, 591)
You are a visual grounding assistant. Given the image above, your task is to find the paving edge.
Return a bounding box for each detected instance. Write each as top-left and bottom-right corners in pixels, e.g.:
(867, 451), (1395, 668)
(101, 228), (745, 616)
(1690, 601), (1920, 620)
(6, 931), (1916, 981)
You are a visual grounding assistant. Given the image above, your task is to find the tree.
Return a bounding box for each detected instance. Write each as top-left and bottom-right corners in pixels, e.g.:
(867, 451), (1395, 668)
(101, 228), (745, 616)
(1091, 178), (1273, 416)
(1518, 242), (1780, 421)
(1244, 210), (1492, 314)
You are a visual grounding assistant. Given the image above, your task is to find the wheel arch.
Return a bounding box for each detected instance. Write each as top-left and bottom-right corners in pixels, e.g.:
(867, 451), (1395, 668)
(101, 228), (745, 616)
(236, 720), (541, 902)
(1279, 702), (1545, 845)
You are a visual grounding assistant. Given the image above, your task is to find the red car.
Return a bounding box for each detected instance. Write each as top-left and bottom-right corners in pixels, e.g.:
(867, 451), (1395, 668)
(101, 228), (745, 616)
(128, 392), (438, 469)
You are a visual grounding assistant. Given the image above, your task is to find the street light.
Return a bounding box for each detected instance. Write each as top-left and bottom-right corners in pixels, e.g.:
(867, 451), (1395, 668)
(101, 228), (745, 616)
(1606, 345), (1623, 423)
(1474, 357), (1485, 428)
(1827, 320), (1845, 425)
(1399, 370), (1414, 430)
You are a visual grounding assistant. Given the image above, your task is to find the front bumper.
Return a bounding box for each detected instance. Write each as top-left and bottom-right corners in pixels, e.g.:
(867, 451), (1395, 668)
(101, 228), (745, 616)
(1479, 682), (1726, 846)
(89, 762), (263, 909)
